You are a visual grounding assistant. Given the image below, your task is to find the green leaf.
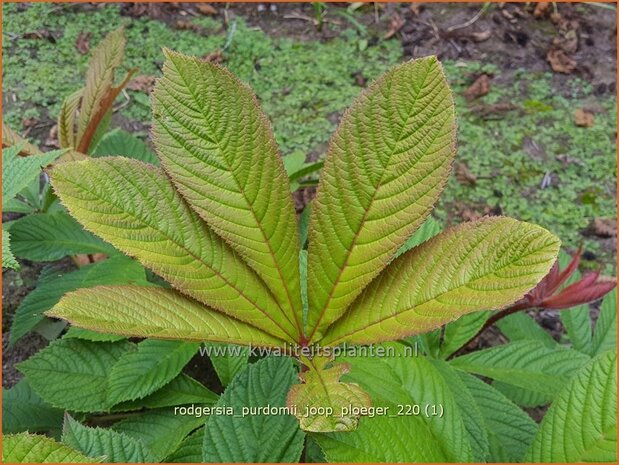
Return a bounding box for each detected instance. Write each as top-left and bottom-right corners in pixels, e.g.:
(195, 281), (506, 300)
(457, 370), (538, 462)
(429, 360), (490, 461)
(48, 286), (287, 347)
(165, 428), (204, 463)
(203, 357), (305, 462)
(591, 289), (617, 356)
(3, 227), (19, 270)
(113, 374), (218, 411)
(205, 343), (249, 387)
(63, 414), (153, 463)
(64, 327), (126, 342)
(112, 410), (204, 461)
(9, 212), (117, 261)
(322, 217), (560, 346)
(527, 351), (617, 462)
(314, 345), (472, 462)
(10, 256), (149, 344)
(394, 216), (442, 258)
(18, 339), (134, 412)
(287, 356), (372, 432)
(51, 157), (298, 342)
(58, 88), (83, 149)
(92, 128), (158, 165)
(450, 340), (590, 397)
(558, 250), (594, 353)
(493, 381), (553, 408)
(496, 312), (557, 348)
(306, 57), (457, 342)
(107, 339), (199, 404)
(153, 50), (303, 338)
(2, 380), (64, 434)
(3, 433), (97, 463)
(76, 27), (126, 149)
(2, 144), (63, 207)
(439, 310), (490, 359)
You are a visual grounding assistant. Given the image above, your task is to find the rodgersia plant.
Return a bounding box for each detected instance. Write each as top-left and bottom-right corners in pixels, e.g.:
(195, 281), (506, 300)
(47, 51), (562, 433)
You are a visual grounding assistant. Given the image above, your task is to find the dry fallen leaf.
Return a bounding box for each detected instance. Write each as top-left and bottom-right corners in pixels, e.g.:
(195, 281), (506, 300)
(547, 48), (576, 73)
(591, 218), (617, 238)
(409, 3), (422, 16)
(470, 30), (492, 42)
(533, 2), (551, 19)
(127, 75), (157, 93)
(75, 31), (91, 55)
(574, 108), (594, 127)
(384, 14), (405, 40)
(455, 162), (477, 186)
(45, 124), (59, 148)
(203, 49), (224, 64)
(464, 74), (491, 101)
(197, 3), (218, 16)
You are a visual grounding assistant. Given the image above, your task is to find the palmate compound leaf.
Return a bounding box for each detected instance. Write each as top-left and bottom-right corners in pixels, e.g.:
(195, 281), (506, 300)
(152, 49), (303, 339)
(321, 217), (560, 346)
(286, 356), (372, 432)
(47, 286), (287, 348)
(526, 350), (617, 462)
(3, 432), (97, 463)
(50, 157), (299, 342)
(306, 56), (457, 342)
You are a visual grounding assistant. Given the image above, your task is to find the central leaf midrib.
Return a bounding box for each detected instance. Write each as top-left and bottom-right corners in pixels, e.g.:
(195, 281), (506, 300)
(158, 60), (303, 339)
(308, 62), (436, 342)
(59, 167), (297, 343)
(324, 235), (554, 345)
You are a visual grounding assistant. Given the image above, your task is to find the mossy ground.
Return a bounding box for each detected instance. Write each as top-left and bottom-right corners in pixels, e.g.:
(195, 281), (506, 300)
(2, 2), (616, 270)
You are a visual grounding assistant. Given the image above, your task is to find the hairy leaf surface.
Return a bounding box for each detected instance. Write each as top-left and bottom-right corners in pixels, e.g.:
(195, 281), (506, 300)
(322, 217), (560, 345)
(107, 339), (199, 404)
(527, 351), (617, 462)
(152, 50), (303, 337)
(203, 357), (305, 462)
(3, 433), (97, 463)
(51, 157), (298, 341)
(3, 123), (40, 155)
(49, 286), (287, 347)
(306, 57), (456, 341)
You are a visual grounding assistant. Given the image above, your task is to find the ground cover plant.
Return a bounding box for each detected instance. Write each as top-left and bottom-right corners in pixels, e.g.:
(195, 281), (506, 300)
(2, 4), (617, 464)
